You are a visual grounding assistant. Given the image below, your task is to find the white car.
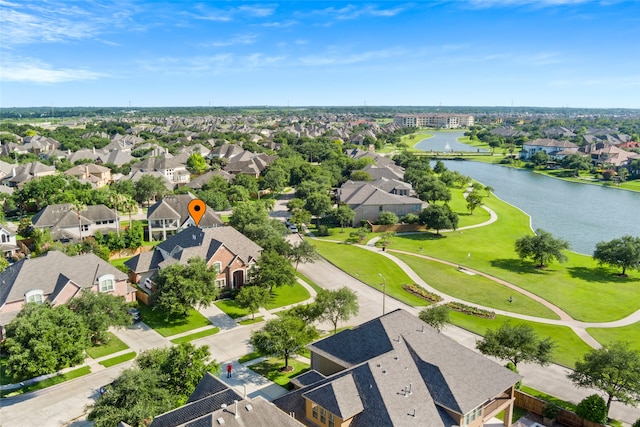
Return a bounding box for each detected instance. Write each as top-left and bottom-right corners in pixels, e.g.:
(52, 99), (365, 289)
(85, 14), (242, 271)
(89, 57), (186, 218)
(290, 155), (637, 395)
(144, 277), (154, 289)
(288, 224), (298, 233)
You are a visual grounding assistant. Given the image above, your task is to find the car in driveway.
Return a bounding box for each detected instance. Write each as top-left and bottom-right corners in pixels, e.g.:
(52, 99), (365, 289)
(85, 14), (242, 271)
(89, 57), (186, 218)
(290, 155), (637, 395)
(128, 308), (142, 322)
(288, 224), (298, 233)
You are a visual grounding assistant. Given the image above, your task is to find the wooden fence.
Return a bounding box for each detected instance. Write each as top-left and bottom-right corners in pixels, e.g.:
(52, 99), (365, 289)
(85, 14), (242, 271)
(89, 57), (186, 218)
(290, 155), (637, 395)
(514, 391), (605, 427)
(370, 223), (425, 233)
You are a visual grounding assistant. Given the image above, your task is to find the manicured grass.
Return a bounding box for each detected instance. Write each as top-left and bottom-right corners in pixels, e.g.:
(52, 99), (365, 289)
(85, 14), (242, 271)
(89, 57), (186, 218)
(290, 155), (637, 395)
(0, 366), (92, 398)
(520, 385), (577, 410)
(495, 406), (529, 425)
(85, 332), (129, 359)
(170, 327), (220, 344)
(248, 357), (310, 389)
(393, 252), (558, 319)
(215, 282), (310, 318)
(99, 352), (136, 368)
(448, 311), (593, 368)
(239, 351), (263, 364)
(444, 187), (492, 228)
(586, 322), (640, 352)
(137, 304), (212, 337)
(311, 227), (375, 243)
(238, 317), (264, 325)
(109, 256), (133, 271)
(388, 193), (640, 323)
(312, 239), (429, 307)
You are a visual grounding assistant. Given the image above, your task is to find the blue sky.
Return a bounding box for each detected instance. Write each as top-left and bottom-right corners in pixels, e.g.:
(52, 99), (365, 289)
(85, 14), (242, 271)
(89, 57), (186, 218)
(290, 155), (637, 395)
(1, 1), (639, 109)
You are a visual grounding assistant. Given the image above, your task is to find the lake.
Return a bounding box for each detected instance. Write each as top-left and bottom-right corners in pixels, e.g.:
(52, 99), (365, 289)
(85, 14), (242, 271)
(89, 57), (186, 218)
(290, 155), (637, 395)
(415, 131), (489, 153)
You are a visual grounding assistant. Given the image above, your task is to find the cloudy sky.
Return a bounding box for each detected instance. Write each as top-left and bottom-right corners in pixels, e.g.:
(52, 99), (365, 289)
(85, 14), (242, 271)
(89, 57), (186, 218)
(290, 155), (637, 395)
(1, 0), (638, 108)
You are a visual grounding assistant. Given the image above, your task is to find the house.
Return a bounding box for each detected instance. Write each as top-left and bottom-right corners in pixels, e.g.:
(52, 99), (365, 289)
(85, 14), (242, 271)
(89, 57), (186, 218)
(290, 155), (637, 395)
(130, 152), (190, 185)
(588, 145), (640, 169)
(32, 203), (120, 241)
(124, 226), (262, 292)
(224, 151), (276, 178)
(0, 251), (135, 339)
(0, 226), (20, 260)
(146, 373), (304, 427)
(64, 163), (112, 188)
(187, 169), (233, 190)
(519, 139), (578, 161)
(147, 194), (223, 241)
(96, 149), (137, 166)
(1, 162), (56, 188)
(274, 309), (521, 427)
(338, 181), (425, 226)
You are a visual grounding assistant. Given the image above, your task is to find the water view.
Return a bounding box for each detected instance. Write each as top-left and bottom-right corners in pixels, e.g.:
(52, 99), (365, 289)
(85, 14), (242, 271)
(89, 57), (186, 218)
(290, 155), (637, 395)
(415, 131), (489, 153)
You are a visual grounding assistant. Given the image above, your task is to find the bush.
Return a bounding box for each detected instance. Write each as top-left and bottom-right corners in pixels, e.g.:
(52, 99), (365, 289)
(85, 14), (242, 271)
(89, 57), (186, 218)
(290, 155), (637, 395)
(542, 403), (560, 420)
(632, 418), (640, 427)
(377, 211), (399, 225)
(504, 362), (522, 390)
(575, 394), (607, 424)
(400, 213), (420, 224)
(445, 302), (496, 319)
(316, 225), (329, 236)
(402, 284), (443, 303)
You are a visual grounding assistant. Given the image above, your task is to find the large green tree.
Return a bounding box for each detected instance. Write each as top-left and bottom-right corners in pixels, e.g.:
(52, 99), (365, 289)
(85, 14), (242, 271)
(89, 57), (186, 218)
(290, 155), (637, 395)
(333, 204), (355, 229)
(3, 303), (89, 380)
(250, 249), (296, 292)
(250, 316), (319, 369)
(476, 322), (555, 370)
(419, 205), (458, 235)
(515, 228), (570, 268)
(68, 290), (132, 345)
(286, 239), (319, 270)
(568, 342), (640, 412)
(134, 174), (167, 206)
(186, 153), (208, 174)
(153, 257), (218, 317)
(316, 287), (359, 334)
(418, 304), (450, 333)
(593, 235), (640, 276)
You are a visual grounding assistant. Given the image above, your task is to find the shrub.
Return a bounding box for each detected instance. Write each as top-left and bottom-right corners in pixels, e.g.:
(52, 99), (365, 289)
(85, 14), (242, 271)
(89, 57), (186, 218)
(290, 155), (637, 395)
(575, 394), (607, 424)
(400, 213), (420, 224)
(316, 225), (330, 236)
(632, 418), (640, 427)
(542, 403), (560, 420)
(377, 211), (399, 225)
(402, 284), (443, 303)
(504, 362), (522, 390)
(445, 302), (496, 319)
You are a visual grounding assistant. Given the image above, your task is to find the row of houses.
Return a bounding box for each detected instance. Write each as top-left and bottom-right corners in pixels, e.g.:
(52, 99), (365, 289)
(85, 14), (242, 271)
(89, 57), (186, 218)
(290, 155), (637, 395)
(519, 138), (640, 169)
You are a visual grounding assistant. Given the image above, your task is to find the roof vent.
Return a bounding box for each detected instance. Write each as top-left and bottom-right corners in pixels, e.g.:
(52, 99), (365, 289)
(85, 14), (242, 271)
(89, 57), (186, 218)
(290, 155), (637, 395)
(245, 404), (253, 412)
(216, 417), (225, 425)
(221, 403), (227, 409)
(382, 369), (387, 374)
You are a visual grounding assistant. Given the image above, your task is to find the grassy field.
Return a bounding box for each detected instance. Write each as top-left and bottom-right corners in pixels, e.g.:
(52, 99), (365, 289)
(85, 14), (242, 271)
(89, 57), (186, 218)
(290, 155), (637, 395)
(248, 357), (310, 389)
(448, 311), (592, 368)
(215, 282), (310, 318)
(169, 327), (220, 344)
(586, 323), (640, 352)
(85, 332), (129, 359)
(138, 304), (212, 337)
(387, 193), (640, 323)
(393, 253), (558, 319)
(312, 239), (430, 307)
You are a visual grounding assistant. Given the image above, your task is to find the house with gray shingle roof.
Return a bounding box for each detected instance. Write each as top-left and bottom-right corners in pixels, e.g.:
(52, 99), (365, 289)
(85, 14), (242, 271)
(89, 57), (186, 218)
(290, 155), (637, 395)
(32, 203), (119, 241)
(1, 162), (56, 188)
(0, 251), (134, 339)
(64, 163), (112, 188)
(124, 226), (261, 292)
(520, 139), (578, 160)
(147, 193), (223, 241)
(338, 181), (425, 226)
(274, 309), (521, 427)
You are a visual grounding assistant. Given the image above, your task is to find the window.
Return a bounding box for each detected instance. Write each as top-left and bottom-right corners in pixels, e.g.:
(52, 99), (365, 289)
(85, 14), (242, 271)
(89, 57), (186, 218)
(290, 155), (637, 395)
(320, 407), (326, 423)
(25, 289), (44, 304)
(81, 224), (89, 231)
(215, 279), (226, 289)
(311, 403), (318, 419)
(1, 234), (6, 243)
(213, 261), (222, 274)
(98, 274), (115, 293)
(328, 413), (335, 427)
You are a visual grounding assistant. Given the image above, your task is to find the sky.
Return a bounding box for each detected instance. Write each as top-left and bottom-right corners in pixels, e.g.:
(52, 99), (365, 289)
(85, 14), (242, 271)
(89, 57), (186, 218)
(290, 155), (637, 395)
(1, 0), (639, 109)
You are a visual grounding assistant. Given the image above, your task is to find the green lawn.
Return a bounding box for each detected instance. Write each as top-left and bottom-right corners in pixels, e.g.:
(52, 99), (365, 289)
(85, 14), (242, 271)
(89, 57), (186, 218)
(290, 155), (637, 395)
(99, 352), (136, 368)
(239, 351), (263, 364)
(248, 357), (310, 389)
(215, 282), (310, 318)
(138, 304), (212, 337)
(388, 193), (640, 323)
(85, 332), (129, 359)
(169, 327), (220, 344)
(586, 323), (640, 352)
(393, 253), (558, 319)
(238, 317), (264, 325)
(520, 385), (577, 410)
(312, 239), (430, 307)
(0, 366), (92, 398)
(448, 311), (593, 368)
(109, 256), (133, 271)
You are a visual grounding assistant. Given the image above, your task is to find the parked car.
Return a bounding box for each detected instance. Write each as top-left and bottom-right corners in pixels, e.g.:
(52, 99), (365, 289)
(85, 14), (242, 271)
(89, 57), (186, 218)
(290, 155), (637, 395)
(128, 308), (142, 322)
(288, 224), (298, 233)
(144, 277), (154, 290)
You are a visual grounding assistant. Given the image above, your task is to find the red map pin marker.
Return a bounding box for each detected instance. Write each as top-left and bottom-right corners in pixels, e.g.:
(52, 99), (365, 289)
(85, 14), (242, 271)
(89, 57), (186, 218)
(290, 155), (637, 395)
(188, 199), (206, 227)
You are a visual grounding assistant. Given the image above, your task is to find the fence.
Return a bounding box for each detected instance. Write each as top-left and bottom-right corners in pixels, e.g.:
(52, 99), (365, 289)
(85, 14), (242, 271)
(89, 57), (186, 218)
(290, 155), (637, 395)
(514, 391), (605, 427)
(370, 224), (425, 233)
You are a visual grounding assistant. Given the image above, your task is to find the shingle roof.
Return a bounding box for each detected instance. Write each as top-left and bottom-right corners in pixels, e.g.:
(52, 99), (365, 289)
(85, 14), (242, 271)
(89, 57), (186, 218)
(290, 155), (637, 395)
(0, 251), (127, 307)
(302, 373), (364, 419)
(147, 194), (223, 228)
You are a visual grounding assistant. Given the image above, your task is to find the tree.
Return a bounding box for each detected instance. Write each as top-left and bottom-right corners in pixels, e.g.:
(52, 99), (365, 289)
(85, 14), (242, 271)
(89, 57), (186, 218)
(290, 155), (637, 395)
(316, 287), (359, 334)
(123, 220), (144, 249)
(287, 239), (319, 270)
(232, 174), (259, 196)
(3, 303), (89, 380)
(419, 205), (458, 235)
(235, 285), (271, 320)
(515, 229), (569, 268)
(186, 153), (208, 174)
(418, 305), (450, 333)
(153, 257), (218, 317)
(250, 249), (296, 292)
(305, 191), (332, 225)
(250, 316), (319, 369)
(261, 165), (289, 193)
(562, 153), (592, 177)
(476, 322), (555, 370)
(416, 179), (451, 204)
(466, 190), (483, 214)
(349, 170), (372, 181)
(593, 235), (640, 276)
(134, 174), (167, 206)
(529, 151), (551, 167)
(67, 290), (132, 345)
(568, 342), (640, 412)
(575, 394), (608, 424)
(333, 204), (355, 229)
(377, 211), (399, 225)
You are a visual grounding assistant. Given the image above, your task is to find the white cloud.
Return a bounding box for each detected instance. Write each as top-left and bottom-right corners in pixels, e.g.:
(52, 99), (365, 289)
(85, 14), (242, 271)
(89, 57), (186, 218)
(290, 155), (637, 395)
(299, 48), (406, 66)
(0, 56), (107, 83)
(193, 3), (276, 22)
(308, 3), (410, 20)
(206, 33), (258, 47)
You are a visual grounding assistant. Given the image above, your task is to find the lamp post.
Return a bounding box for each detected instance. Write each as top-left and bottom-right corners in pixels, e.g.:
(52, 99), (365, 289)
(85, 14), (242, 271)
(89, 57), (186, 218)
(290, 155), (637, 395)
(378, 273), (386, 316)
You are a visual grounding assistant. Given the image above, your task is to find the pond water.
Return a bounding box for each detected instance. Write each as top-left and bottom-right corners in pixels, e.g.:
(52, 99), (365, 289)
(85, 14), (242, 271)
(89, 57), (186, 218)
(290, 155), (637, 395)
(414, 131), (489, 153)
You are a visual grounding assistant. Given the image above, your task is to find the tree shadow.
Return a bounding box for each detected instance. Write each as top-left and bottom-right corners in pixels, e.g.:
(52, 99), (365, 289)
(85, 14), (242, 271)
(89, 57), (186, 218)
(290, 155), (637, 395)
(490, 258), (548, 275)
(397, 232), (445, 242)
(567, 266), (638, 284)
